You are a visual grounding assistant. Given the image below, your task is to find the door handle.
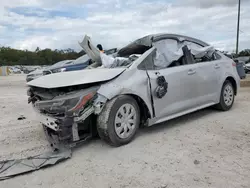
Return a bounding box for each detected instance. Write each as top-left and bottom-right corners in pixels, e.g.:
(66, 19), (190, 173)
(188, 69), (196, 75)
(214, 64), (220, 69)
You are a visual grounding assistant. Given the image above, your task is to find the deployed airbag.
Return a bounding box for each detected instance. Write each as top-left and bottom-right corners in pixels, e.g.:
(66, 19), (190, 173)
(153, 39), (215, 68)
(100, 53), (132, 68)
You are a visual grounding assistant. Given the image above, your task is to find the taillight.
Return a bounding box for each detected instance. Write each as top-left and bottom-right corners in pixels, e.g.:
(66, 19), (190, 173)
(232, 62), (236, 67)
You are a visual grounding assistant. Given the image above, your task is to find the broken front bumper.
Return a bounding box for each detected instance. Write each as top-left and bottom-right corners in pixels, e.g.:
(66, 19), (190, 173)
(29, 86), (107, 149)
(34, 106), (95, 149)
(35, 111), (73, 148)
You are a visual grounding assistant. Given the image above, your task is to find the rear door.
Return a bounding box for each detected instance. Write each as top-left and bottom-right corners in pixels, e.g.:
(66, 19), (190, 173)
(186, 41), (221, 105)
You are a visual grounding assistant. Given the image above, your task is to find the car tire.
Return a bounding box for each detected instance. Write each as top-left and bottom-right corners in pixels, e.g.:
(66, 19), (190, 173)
(97, 95), (140, 147)
(215, 80), (235, 111)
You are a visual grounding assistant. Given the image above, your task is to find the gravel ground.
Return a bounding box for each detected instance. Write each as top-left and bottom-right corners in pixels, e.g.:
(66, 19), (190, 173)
(0, 75), (250, 188)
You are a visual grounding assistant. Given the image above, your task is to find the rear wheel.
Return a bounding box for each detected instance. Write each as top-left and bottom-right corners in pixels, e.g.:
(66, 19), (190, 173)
(97, 95), (140, 147)
(215, 80), (235, 111)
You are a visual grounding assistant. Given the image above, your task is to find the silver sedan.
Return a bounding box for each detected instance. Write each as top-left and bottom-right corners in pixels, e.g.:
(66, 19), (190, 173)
(27, 33), (240, 148)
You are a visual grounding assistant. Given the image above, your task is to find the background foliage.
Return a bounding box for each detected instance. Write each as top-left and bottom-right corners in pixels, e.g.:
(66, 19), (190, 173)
(0, 46), (249, 66)
(0, 47), (86, 66)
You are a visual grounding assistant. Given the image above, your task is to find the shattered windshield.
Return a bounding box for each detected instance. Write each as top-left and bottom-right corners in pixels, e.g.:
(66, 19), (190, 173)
(55, 60), (72, 66)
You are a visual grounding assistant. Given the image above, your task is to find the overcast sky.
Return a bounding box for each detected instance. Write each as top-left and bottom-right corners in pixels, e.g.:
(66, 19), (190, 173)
(0, 0), (249, 52)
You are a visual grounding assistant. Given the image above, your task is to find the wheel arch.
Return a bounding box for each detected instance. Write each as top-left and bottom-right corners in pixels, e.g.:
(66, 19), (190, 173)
(225, 76), (237, 95)
(97, 82), (154, 123)
(126, 94), (152, 125)
(105, 93), (152, 126)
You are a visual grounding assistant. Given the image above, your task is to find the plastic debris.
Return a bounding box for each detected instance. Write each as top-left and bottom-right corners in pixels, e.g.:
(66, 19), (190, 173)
(17, 116), (26, 120)
(0, 148), (72, 181)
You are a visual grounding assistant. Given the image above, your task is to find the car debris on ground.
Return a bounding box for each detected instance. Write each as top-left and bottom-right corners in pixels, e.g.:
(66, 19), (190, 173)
(17, 115), (26, 120)
(0, 147), (71, 181)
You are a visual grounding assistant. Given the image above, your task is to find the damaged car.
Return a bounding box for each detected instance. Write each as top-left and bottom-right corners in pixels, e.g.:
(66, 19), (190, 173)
(27, 33), (240, 148)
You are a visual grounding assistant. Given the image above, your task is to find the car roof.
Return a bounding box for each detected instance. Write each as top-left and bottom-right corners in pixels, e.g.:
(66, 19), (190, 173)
(118, 33), (209, 55)
(153, 33), (209, 46)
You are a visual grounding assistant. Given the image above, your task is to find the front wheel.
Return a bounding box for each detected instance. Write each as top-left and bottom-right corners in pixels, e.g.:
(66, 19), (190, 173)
(97, 95), (140, 147)
(215, 80), (235, 111)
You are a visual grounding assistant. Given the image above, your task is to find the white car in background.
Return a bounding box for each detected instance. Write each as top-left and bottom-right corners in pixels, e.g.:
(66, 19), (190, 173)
(9, 67), (22, 74)
(26, 60), (73, 82)
(26, 68), (44, 82)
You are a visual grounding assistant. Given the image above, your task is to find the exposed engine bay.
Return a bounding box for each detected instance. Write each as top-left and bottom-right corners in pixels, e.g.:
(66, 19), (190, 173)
(28, 83), (107, 149)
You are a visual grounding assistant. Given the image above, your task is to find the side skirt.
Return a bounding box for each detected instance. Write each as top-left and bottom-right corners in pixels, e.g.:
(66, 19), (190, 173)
(147, 102), (216, 126)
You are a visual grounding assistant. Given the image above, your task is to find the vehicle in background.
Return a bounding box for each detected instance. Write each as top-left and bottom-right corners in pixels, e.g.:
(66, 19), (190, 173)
(42, 49), (117, 75)
(234, 56), (250, 74)
(43, 56), (90, 75)
(9, 67), (22, 74)
(26, 68), (45, 82)
(244, 62), (250, 73)
(42, 60), (74, 75)
(23, 67), (36, 74)
(26, 60), (72, 82)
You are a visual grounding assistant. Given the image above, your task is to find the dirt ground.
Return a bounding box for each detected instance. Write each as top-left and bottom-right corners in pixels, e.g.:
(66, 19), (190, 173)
(0, 75), (250, 188)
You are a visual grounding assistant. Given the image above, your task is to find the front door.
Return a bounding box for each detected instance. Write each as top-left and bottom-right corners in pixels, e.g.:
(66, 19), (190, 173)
(147, 63), (200, 120)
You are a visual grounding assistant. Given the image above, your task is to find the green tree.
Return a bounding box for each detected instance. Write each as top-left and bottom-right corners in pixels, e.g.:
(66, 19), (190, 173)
(0, 46), (82, 66)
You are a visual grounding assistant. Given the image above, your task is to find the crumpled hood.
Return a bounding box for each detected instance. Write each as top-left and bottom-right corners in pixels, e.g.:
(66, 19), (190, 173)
(27, 68), (126, 89)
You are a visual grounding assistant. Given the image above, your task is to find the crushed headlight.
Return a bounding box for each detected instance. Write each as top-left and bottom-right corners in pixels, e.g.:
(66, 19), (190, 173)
(34, 87), (99, 115)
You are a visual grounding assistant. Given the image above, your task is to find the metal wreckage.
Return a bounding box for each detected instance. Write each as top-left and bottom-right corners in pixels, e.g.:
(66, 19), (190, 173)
(1, 33), (219, 180)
